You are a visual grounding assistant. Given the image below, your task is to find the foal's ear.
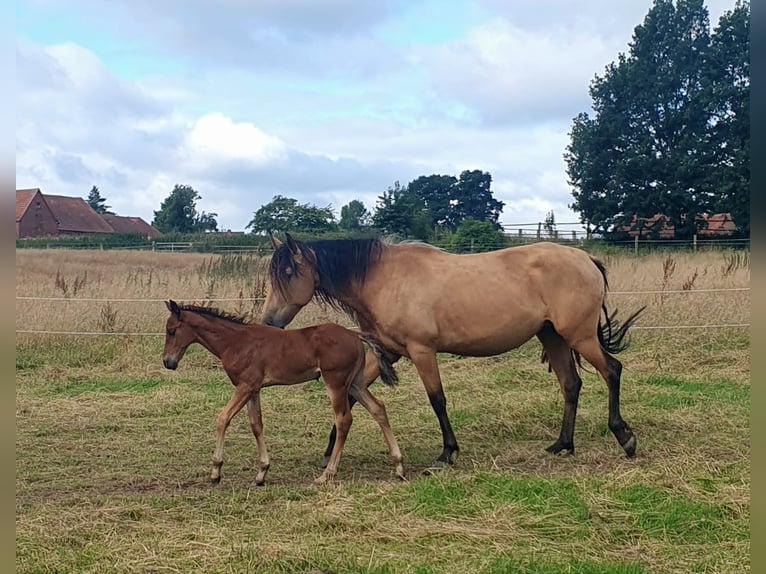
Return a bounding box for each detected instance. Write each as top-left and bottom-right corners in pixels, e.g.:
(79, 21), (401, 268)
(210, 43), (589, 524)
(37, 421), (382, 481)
(285, 232), (301, 257)
(268, 232), (282, 250)
(166, 300), (181, 317)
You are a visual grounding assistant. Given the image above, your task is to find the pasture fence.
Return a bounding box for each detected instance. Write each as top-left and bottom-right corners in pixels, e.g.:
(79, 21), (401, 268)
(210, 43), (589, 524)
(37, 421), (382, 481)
(15, 287), (750, 336)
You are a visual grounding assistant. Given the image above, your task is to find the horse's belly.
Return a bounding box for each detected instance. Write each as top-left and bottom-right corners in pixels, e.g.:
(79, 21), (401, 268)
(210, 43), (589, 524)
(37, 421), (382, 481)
(438, 321), (541, 357)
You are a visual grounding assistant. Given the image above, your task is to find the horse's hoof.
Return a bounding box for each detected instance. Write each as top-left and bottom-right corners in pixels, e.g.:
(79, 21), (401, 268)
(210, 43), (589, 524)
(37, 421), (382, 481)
(545, 441), (574, 456)
(623, 436), (637, 458)
(422, 460), (449, 475)
(319, 456), (330, 469)
(210, 476), (221, 485)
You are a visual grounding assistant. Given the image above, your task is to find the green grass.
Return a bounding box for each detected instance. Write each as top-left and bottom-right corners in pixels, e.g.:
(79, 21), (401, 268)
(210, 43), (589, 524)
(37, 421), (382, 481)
(16, 331), (750, 573)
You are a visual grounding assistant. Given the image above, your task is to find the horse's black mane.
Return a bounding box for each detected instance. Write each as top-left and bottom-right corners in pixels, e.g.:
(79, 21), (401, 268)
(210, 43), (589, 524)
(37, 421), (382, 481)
(270, 237), (384, 320)
(178, 303), (251, 325)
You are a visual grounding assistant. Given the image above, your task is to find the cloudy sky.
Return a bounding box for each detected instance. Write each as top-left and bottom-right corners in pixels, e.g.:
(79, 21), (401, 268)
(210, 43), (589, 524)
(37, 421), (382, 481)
(16, 0), (736, 232)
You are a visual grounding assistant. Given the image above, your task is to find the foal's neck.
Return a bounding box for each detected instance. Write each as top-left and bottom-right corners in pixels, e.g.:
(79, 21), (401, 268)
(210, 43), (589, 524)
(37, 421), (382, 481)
(190, 314), (265, 358)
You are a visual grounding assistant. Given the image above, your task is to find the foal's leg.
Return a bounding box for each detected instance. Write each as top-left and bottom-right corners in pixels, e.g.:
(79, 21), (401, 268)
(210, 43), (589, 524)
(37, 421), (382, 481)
(316, 373), (353, 485)
(538, 325), (582, 456)
(407, 344), (459, 468)
(322, 348), (384, 468)
(572, 337), (637, 458)
(210, 385), (252, 484)
(246, 393), (270, 485)
(348, 381), (405, 480)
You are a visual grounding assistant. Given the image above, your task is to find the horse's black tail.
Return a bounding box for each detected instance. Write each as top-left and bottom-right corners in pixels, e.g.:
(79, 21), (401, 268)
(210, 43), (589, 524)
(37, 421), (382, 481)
(598, 304), (646, 355)
(360, 334), (398, 387)
(590, 255), (646, 355)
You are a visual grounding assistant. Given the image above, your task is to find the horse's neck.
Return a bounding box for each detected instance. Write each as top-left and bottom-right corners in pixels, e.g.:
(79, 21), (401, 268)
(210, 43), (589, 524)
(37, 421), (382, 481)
(189, 315), (251, 358)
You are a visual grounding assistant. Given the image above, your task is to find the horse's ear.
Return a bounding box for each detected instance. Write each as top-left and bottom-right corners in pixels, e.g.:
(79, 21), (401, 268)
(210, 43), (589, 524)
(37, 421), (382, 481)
(167, 300), (181, 317)
(268, 233), (282, 250)
(285, 233), (301, 256)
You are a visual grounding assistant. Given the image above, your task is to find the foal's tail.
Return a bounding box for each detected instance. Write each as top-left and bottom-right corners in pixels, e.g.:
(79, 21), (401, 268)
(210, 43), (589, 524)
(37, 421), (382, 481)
(359, 334), (398, 387)
(591, 256), (646, 355)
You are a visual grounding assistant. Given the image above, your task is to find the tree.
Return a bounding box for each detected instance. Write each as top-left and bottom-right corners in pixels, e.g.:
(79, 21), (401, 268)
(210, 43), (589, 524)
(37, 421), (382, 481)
(339, 199), (371, 231)
(705, 1), (749, 235)
(152, 184), (218, 233)
(449, 218), (505, 253)
(566, 0), (749, 239)
(86, 185), (113, 215)
(453, 170), (504, 229)
(408, 171), (504, 232)
(246, 195), (336, 235)
(408, 174), (457, 230)
(544, 211), (557, 238)
(372, 181), (431, 240)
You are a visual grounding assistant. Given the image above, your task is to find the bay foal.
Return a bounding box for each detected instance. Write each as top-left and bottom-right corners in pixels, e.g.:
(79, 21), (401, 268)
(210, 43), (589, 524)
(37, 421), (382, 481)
(161, 300), (404, 485)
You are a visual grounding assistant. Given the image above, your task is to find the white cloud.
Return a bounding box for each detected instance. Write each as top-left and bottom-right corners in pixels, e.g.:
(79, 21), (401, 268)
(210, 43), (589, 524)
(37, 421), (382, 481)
(181, 113), (287, 169)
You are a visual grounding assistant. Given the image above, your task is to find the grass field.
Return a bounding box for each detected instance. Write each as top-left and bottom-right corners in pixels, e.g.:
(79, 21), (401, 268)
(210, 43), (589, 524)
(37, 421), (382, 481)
(16, 247), (750, 573)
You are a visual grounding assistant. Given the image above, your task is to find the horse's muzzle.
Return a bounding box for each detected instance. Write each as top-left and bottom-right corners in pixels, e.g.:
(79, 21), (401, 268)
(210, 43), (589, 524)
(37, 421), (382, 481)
(163, 357), (178, 370)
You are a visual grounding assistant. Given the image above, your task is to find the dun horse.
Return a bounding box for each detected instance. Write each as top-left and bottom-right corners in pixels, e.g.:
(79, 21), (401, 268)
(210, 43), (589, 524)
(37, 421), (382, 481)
(161, 300), (405, 484)
(261, 234), (645, 469)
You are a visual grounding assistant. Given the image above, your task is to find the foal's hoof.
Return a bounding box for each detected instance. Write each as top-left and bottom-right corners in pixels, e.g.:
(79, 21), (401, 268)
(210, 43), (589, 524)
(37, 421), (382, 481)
(319, 455), (330, 469)
(210, 476), (222, 485)
(622, 436), (637, 458)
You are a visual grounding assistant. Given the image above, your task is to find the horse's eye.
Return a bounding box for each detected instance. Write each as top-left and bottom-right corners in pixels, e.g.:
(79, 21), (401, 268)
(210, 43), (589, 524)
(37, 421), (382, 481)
(167, 328), (176, 336)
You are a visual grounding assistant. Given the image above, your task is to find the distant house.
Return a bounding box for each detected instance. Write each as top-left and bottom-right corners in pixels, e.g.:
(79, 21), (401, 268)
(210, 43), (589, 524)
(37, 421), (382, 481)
(616, 213), (737, 239)
(16, 189), (161, 239)
(16, 188), (59, 238)
(102, 214), (161, 239)
(697, 213), (736, 237)
(42, 194), (115, 236)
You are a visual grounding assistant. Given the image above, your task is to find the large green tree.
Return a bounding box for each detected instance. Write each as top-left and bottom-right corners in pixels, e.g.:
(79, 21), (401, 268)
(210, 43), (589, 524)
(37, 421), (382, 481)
(408, 170), (504, 232)
(339, 199), (371, 231)
(566, 0), (749, 239)
(86, 185), (113, 215)
(246, 195), (336, 235)
(705, 0), (749, 235)
(372, 181), (431, 240)
(152, 184), (218, 233)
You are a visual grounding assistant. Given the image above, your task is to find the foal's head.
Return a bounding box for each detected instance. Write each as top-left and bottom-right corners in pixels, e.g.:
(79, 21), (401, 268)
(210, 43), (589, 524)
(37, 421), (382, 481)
(261, 233), (318, 329)
(162, 300), (196, 370)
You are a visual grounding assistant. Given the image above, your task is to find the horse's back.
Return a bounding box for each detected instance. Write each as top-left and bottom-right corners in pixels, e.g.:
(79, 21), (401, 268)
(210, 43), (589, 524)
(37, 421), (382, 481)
(365, 241), (606, 356)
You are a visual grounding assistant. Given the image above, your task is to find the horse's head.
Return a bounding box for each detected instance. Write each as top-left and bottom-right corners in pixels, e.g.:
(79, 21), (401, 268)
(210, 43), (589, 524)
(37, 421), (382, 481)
(162, 300), (196, 370)
(260, 233), (318, 329)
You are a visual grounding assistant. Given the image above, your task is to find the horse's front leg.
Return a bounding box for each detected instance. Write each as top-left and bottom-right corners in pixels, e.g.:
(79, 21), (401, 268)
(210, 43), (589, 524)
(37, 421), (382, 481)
(408, 345), (459, 470)
(210, 384), (252, 484)
(246, 392), (270, 485)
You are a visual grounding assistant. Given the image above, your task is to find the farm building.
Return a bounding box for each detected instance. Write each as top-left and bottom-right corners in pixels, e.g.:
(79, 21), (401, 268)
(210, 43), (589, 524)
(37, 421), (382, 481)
(16, 188), (59, 238)
(16, 188), (160, 239)
(616, 212), (737, 238)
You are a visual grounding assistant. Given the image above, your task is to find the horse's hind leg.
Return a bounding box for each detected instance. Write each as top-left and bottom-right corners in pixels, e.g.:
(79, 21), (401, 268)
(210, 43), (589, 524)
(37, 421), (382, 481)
(572, 337), (636, 458)
(246, 393), (270, 485)
(538, 324), (582, 456)
(348, 380), (405, 480)
(322, 349), (401, 468)
(315, 372), (353, 485)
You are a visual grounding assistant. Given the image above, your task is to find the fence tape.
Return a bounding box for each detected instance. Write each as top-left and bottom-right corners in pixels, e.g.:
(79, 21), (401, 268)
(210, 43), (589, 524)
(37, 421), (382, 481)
(14, 287), (750, 303)
(16, 323), (750, 336)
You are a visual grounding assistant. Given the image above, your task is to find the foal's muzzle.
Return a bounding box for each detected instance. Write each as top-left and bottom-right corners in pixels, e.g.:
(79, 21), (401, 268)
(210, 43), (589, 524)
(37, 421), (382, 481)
(163, 357), (178, 370)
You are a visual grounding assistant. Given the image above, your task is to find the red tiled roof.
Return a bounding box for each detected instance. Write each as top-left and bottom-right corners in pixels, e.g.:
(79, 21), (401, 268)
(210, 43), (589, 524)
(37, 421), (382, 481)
(101, 214), (161, 238)
(16, 188), (41, 221)
(44, 194), (115, 234)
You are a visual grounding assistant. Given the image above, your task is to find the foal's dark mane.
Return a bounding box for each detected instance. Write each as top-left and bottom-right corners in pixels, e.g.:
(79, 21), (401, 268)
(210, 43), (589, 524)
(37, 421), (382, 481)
(270, 237), (384, 320)
(178, 303), (251, 325)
